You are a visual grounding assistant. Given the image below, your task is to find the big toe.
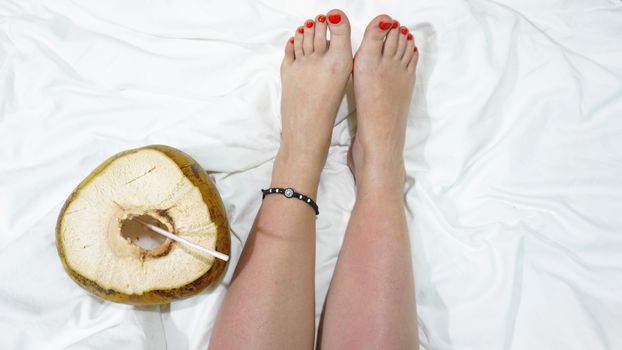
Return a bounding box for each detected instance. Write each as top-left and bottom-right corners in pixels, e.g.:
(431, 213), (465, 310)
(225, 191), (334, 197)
(358, 14), (393, 55)
(325, 9), (351, 51)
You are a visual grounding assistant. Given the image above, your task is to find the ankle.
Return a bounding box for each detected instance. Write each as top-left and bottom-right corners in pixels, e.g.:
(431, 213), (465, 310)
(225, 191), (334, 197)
(351, 141), (405, 187)
(271, 148), (323, 198)
(355, 168), (405, 195)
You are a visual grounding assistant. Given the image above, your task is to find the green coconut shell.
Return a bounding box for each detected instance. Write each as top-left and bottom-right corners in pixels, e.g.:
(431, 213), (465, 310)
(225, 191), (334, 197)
(56, 145), (230, 305)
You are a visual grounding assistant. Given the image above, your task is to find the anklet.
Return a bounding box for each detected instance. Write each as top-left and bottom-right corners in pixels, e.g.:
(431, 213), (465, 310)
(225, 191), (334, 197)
(261, 187), (319, 215)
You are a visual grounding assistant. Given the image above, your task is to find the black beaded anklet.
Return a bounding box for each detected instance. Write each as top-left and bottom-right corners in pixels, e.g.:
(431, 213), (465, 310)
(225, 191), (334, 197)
(261, 187), (319, 215)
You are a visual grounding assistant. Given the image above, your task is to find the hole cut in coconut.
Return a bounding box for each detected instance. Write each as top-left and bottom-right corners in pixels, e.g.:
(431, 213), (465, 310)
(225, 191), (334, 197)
(120, 214), (170, 251)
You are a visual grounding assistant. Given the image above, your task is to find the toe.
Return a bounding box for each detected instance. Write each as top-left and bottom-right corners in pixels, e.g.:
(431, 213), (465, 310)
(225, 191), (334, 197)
(407, 43), (420, 72)
(303, 19), (315, 55)
(359, 14), (393, 55)
(383, 20), (400, 57)
(396, 26), (409, 60)
(326, 9), (351, 50)
(284, 37), (295, 64)
(401, 34), (415, 66)
(294, 26), (304, 58)
(314, 14), (328, 54)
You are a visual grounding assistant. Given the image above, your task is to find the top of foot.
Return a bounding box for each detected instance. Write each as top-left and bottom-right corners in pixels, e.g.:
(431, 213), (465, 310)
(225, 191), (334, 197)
(349, 14), (420, 190)
(274, 10), (354, 195)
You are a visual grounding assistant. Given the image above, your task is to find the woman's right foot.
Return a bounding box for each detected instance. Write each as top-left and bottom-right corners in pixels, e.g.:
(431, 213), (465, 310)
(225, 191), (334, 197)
(349, 15), (419, 192)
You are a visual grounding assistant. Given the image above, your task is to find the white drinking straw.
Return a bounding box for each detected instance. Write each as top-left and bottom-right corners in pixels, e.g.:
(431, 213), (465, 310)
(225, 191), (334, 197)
(135, 218), (229, 262)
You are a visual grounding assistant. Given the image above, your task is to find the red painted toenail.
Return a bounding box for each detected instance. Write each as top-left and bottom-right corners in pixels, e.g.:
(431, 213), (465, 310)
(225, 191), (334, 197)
(289, 38), (294, 44)
(392, 21), (399, 29)
(328, 14), (341, 24)
(305, 20), (314, 28)
(297, 27), (304, 34)
(407, 33), (413, 40)
(401, 27), (408, 35)
(414, 46), (418, 52)
(317, 15), (326, 23)
(379, 21), (391, 30)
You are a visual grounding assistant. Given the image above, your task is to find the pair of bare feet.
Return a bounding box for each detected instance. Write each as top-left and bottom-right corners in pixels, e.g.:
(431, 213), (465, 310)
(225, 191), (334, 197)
(209, 12), (419, 348)
(274, 10), (418, 199)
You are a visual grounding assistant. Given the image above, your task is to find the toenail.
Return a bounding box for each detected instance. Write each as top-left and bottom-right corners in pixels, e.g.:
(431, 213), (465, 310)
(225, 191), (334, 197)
(305, 20), (314, 28)
(379, 21), (391, 30)
(297, 27), (304, 34)
(392, 21), (399, 29)
(401, 27), (408, 35)
(289, 38), (294, 44)
(414, 46), (418, 52)
(328, 14), (341, 24)
(407, 33), (413, 40)
(317, 15), (326, 23)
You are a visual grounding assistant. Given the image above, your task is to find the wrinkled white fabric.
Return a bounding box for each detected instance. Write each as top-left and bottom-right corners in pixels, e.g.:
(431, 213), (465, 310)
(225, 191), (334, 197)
(1, 0), (621, 349)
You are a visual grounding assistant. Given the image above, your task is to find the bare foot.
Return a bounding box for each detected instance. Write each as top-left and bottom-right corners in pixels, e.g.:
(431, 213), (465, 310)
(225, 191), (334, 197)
(273, 10), (353, 198)
(349, 15), (419, 193)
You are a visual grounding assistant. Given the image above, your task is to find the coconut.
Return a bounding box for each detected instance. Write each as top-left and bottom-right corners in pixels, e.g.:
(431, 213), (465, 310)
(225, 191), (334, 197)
(56, 145), (230, 305)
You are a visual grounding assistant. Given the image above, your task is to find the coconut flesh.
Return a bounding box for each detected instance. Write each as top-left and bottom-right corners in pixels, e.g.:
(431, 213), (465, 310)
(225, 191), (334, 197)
(56, 146), (229, 304)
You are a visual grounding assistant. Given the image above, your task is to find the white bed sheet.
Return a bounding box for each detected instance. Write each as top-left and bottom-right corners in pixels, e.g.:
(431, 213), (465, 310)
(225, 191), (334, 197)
(1, 0), (622, 349)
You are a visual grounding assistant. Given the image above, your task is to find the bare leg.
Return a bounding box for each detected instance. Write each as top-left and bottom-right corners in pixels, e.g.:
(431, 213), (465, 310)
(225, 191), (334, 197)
(318, 15), (420, 349)
(209, 10), (352, 350)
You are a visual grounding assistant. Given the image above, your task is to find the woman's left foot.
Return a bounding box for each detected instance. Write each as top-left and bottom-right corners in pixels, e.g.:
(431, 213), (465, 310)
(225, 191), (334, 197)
(274, 10), (353, 195)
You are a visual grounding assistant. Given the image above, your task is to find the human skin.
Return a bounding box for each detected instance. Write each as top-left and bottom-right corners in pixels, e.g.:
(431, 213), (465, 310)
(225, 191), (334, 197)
(209, 9), (352, 350)
(209, 10), (419, 350)
(317, 13), (419, 350)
